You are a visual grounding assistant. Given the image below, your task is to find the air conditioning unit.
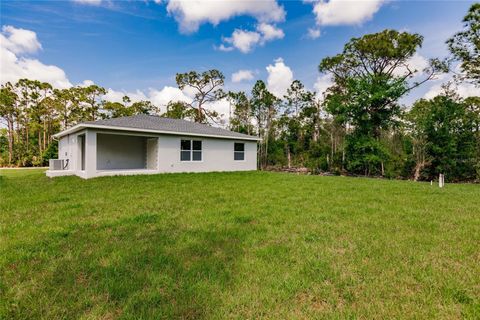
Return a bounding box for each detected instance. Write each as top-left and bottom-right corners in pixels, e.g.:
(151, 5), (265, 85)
(49, 159), (65, 170)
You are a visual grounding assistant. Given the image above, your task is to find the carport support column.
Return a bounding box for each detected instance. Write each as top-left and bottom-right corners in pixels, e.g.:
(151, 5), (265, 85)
(84, 129), (97, 178)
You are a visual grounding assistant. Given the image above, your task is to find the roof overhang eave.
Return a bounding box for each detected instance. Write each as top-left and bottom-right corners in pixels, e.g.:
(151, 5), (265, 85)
(52, 124), (262, 141)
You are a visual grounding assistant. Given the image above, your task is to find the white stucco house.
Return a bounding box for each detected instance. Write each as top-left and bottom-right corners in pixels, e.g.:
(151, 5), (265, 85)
(46, 115), (260, 179)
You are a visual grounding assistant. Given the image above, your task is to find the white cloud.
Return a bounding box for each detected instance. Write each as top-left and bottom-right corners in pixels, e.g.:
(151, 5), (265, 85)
(231, 69), (255, 83)
(166, 0), (285, 33)
(454, 83), (480, 98)
(0, 24), (237, 125)
(221, 23), (284, 53)
(99, 85), (232, 122)
(103, 88), (148, 104)
(1, 25), (42, 54)
(163, 1), (286, 52)
(423, 64), (479, 99)
(209, 98), (231, 124)
(424, 78), (480, 100)
(79, 79), (95, 87)
(1, 26), (71, 89)
(0, 54), (72, 89)
(223, 29), (262, 53)
(309, 0), (384, 26)
(266, 58), (293, 98)
(147, 86), (230, 124)
(392, 53), (430, 78)
(307, 27), (321, 39)
(217, 44), (234, 52)
(314, 74), (333, 97)
(125, 90), (150, 103)
(424, 81), (480, 100)
(72, 0), (103, 5)
(406, 54), (430, 74)
(99, 86), (191, 109)
(148, 86), (192, 107)
(256, 22), (284, 41)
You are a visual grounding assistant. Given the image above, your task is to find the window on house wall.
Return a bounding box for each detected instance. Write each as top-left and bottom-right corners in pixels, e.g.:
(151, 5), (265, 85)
(234, 142), (245, 161)
(192, 140), (202, 161)
(181, 139), (202, 161)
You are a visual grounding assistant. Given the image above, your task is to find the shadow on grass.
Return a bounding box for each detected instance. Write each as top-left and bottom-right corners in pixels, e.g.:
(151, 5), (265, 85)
(4, 212), (250, 319)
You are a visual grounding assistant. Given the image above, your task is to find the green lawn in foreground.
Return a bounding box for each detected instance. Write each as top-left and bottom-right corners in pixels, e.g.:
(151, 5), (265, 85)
(1, 169), (479, 319)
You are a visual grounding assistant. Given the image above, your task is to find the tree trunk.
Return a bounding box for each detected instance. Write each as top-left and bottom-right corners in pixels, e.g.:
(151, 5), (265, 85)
(7, 117), (14, 164)
(264, 136), (269, 169)
(198, 106), (203, 123)
(43, 120), (46, 151)
(413, 144), (427, 181)
(330, 131), (334, 167)
(287, 147), (291, 168)
(413, 160), (425, 181)
(25, 124), (29, 153)
(313, 103), (320, 142)
(38, 131), (42, 154)
(265, 107), (274, 169)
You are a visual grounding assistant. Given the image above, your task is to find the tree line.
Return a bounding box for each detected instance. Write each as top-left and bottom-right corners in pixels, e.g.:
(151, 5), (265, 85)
(0, 80), (158, 166)
(1, 4), (479, 182)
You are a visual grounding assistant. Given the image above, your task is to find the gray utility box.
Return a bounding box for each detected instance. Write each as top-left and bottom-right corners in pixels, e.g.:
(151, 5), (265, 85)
(49, 159), (65, 170)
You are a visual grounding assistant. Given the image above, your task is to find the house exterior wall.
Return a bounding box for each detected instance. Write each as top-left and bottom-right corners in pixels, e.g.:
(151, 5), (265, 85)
(96, 134), (146, 170)
(48, 128), (258, 179)
(146, 138), (158, 169)
(157, 135), (257, 173)
(58, 136), (69, 161)
(57, 130), (85, 172)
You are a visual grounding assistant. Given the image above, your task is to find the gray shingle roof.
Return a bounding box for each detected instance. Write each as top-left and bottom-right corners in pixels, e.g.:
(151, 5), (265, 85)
(78, 115), (259, 140)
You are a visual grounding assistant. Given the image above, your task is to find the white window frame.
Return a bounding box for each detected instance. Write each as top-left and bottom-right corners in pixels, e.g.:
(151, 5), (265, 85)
(234, 142), (245, 161)
(180, 139), (202, 162)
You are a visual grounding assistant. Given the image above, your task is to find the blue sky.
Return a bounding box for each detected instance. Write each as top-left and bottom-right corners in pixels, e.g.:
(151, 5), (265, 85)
(0, 0), (478, 110)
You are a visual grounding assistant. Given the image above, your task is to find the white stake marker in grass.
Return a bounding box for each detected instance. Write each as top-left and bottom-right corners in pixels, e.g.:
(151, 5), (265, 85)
(439, 174), (445, 188)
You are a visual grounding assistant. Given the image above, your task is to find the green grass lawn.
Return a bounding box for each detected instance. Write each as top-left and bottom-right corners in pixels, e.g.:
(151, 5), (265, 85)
(1, 169), (479, 319)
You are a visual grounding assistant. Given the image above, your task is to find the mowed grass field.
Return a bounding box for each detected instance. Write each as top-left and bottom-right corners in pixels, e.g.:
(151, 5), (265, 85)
(1, 169), (479, 319)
